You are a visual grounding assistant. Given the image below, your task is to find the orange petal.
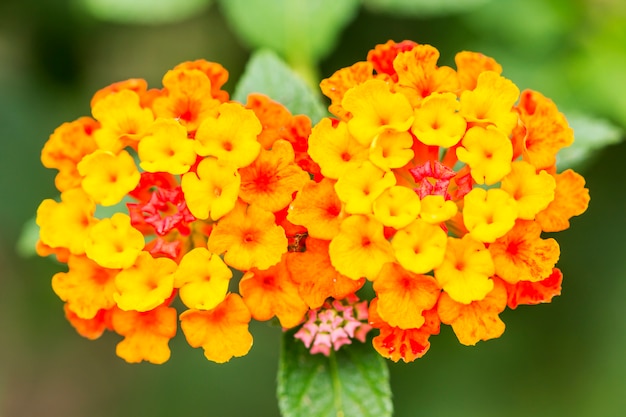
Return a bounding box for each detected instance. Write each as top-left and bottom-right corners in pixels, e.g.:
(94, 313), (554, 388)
(287, 237), (365, 309)
(503, 268), (562, 309)
(535, 169), (590, 232)
(180, 293), (253, 363)
(111, 304), (178, 364)
(239, 257), (308, 328)
(437, 277), (507, 346)
(373, 262), (440, 329)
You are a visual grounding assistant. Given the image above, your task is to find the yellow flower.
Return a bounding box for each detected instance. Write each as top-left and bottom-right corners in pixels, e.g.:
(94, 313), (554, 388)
(329, 215), (395, 280)
(207, 202), (287, 271)
(459, 71), (520, 135)
(391, 219), (447, 274)
(412, 92), (467, 148)
(113, 251), (176, 312)
(500, 160), (556, 220)
(84, 213), (145, 269)
(372, 185), (421, 229)
(194, 102), (262, 168)
(334, 161), (396, 214)
(434, 235), (495, 304)
(173, 247), (232, 310)
(456, 125), (513, 185)
(36, 188), (96, 255)
(181, 157), (241, 220)
(91, 89), (154, 152)
(77, 149), (140, 206)
(463, 188), (518, 243)
(307, 119), (369, 180)
(342, 79), (414, 146)
(138, 118), (197, 175)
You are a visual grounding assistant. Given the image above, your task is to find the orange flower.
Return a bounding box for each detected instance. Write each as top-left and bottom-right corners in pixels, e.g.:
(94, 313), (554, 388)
(207, 202), (287, 270)
(239, 257), (308, 328)
(172, 59), (230, 102)
(515, 90), (574, 170)
(52, 254), (119, 319)
(373, 262), (441, 329)
(489, 219), (560, 284)
(367, 40), (417, 81)
(535, 169), (590, 232)
(287, 178), (345, 240)
(454, 51), (502, 91)
(111, 304), (177, 364)
(393, 44), (459, 106)
(238, 140), (309, 212)
(320, 61), (375, 118)
(437, 277), (507, 346)
(152, 67), (221, 132)
(41, 117), (99, 192)
(64, 305), (113, 340)
(504, 268), (562, 309)
(180, 294), (253, 363)
(369, 298), (440, 363)
(287, 237), (365, 309)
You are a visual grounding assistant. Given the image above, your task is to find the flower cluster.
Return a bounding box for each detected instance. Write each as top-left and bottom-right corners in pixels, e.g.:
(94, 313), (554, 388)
(36, 40), (589, 365)
(37, 60), (321, 363)
(306, 40), (589, 361)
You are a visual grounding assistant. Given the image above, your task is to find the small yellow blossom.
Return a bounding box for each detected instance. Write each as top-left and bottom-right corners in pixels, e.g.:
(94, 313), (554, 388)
(334, 161), (396, 214)
(391, 219), (447, 274)
(500, 160), (556, 220)
(463, 188), (518, 243)
(84, 213), (145, 269)
(77, 149), (140, 206)
(342, 79), (414, 146)
(114, 251), (176, 312)
(434, 235), (495, 304)
(181, 157), (241, 220)
(194, 102), (262, 168)
(173, 247), (232, 310)
(412, 92), (466, 148)
(456, 125), (513, 185)
(138, 118), (197, 175)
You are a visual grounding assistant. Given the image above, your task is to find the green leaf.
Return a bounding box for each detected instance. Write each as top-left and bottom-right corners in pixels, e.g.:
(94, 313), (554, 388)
(16, 217), (39, 258)
(557, 113), (625, 171)
(218, 0), (360, 68)
(277, 331), (392, 417)
(233, 50), (328, 123)
(78, 0), (213, 24)
(363, 0), (494, 17)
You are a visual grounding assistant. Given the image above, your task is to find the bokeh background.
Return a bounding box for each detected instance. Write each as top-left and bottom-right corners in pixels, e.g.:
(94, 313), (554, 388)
(1, 0), (625, 416)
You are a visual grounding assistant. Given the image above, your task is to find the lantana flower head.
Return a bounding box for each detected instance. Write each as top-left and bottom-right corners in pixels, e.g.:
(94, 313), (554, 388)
(294, 40), (589, 362)
(37, 41), (589, 366)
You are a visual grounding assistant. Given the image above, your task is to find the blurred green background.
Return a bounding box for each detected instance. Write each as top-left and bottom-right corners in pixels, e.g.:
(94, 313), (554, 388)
(1, 0), (625, 416)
